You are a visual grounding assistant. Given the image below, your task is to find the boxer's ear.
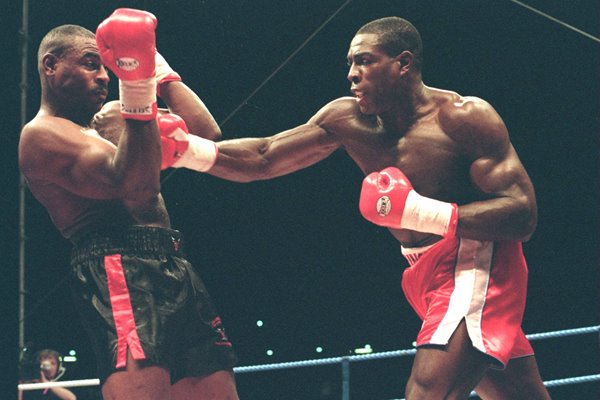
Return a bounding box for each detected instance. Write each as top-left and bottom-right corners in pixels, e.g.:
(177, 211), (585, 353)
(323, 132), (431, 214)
(396, 50), (414, 74)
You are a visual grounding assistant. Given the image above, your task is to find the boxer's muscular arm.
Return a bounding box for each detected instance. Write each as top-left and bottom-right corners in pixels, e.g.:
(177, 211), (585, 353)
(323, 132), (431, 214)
(159, 81), (221, 141)
(92, 51), (221, 143)
(154, 51), (221, 141)
(94, 8), (162, 200)
(19, 117), (157, 201)
(444, 98), (537, 241)
(209, 124), (338, 182)
(208, 102), (343, 182)
(19, 9), (161, 201)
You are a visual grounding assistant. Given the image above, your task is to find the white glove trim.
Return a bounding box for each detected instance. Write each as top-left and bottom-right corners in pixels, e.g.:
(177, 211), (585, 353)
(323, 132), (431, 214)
(172, 134), (218, 172)
(155, 52), (181, 84)
(119, 77), (157, 119)
(401, 190), (455, 237)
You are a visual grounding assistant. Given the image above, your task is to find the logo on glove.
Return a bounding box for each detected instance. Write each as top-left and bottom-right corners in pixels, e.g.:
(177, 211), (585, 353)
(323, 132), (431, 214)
(121, 104), (151, 114)
(376, 196), (391, 216)
(116, 57), (139, 71)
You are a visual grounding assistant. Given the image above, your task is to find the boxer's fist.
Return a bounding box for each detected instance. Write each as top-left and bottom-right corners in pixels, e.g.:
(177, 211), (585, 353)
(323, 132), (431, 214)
(96, 8), (158, 119)
(96, 8), (157, 81)
(157, 113), (217, 171)
(157, 113), (190, 169)
(359, 167), (413, 228)
(359, 167), (458, 237)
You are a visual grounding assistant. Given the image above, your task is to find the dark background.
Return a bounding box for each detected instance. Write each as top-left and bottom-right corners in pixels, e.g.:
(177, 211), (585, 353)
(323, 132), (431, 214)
(2, 1), (598, 399)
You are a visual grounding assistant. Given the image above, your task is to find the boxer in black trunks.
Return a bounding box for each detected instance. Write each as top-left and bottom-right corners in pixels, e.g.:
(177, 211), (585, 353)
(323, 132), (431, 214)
(18, 9), (238, 400)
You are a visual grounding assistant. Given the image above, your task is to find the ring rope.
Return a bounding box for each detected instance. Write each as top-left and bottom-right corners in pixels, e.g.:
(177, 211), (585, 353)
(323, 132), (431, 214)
(21, 375), (600, 394)
(19, 379), (101, 390)
(508, 0), (600, 44)
(18, 325), (599, 391)
(543, 374), (600, 387)
(235, 325), (599, 373)
(525, 325), (599, 341)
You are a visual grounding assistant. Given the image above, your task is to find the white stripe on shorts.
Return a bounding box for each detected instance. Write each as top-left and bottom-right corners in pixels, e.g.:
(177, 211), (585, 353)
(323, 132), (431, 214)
(429, 239), (493, 354)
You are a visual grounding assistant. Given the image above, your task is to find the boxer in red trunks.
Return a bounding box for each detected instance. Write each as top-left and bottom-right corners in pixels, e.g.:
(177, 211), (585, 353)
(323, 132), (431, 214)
(160, 16), (551, 399)
(401, 238), (532, 368)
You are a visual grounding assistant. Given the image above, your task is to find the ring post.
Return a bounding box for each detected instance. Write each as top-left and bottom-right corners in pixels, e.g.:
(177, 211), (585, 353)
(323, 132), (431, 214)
(341, 356), (350, 400)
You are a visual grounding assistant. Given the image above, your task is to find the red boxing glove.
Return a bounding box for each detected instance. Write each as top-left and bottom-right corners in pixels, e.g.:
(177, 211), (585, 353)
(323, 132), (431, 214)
(96, 8), (158, 120)
(157, 114), (189, 170)
(96, 8), (156, 81)
(155, 51), (181, 97)
(157, 113), (218, 171)
(359, 167), (458, 238)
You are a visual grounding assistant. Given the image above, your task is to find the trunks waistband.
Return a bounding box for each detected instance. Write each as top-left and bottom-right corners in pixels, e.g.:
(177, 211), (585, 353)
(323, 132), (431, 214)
(70, 226), (185, 263)
(401, 243), (436, 266)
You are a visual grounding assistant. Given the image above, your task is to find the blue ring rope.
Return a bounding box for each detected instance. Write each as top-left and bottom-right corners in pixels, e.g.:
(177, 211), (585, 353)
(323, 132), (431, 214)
(234, 325), (599, 374)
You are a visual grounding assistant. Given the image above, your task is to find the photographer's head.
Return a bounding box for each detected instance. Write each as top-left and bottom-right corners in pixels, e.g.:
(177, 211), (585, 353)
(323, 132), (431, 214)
(36, 349), (64, 380)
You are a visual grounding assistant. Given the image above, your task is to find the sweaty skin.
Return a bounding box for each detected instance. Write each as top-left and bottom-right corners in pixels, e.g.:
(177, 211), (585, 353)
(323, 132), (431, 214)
(19, 36), (168, 241)
(206, 28), (548, 400)
(20, 22), (239, 400)
(209, 34), (536, 247)
(22, 59), (223, 241)
(87, 23), (547, 399)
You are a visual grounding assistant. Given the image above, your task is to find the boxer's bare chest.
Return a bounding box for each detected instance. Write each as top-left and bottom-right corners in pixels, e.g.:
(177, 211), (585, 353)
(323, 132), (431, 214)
(344, 116), (471, 201)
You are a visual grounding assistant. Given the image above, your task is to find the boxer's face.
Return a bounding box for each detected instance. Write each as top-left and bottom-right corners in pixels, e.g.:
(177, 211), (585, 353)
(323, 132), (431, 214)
(46, 37), (109, 116)
(347, 33), (403, 115)
(91, 100), (124, 145)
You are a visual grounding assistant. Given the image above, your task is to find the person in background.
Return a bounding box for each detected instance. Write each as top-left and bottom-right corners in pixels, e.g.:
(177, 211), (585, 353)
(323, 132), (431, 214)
(19, 349), (76, 400)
